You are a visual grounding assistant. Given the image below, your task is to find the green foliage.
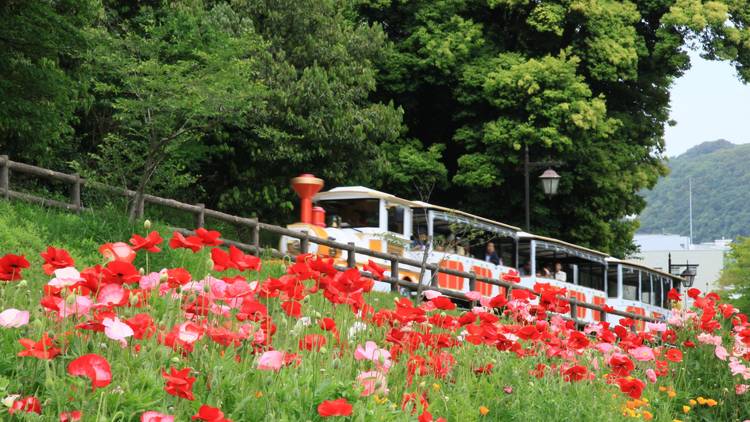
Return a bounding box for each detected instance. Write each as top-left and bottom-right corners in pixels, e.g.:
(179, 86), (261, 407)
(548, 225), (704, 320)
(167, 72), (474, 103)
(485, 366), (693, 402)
(357, 0), (750, 257)
(718, 236), (750, 314)
(639, 140), (750, 244)
(0, 0), (99, 168)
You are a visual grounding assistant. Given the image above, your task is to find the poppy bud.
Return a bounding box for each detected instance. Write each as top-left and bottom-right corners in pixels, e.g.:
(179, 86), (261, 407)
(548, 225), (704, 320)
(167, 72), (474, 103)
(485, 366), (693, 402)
(129, 295), (140, 306)
(2, 395), (20, 408)
(65, 293), (77, 306)
(319, 346), (328, 354)
(144, 219), (152, 230)
(139, 267), (145, 275)
(159, 272), (168, 282)
(171, 356), (180, 364)
(17, 280), (27, 287)
(31, 319), (43, 331)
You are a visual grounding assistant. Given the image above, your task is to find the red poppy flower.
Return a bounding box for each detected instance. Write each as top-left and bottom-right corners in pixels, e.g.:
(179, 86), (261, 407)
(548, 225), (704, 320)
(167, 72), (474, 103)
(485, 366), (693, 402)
(40, 246), (75, 275)
(228, 246), (261, 272)
(130, 231), (163, 253)
(99, 242), (136, 263)
(60, 410), (83, 421)
(194, 228), (223, 246)
(210, 248), (236, 272)
(281, 300), (302, 318)
(609, 354), (634, 376)
(489, 293), (507, 308)
(319, 318), (337, 332)
(616, 377), (645, 399)
(192, 404), (231, 421)
(18, 332), (61, 359)
(102, 260), (140, 285)
(418, 410), (447, 422)
(431, 296), (456, 310)
(667, 288), (681, 301)
(67, 354), (112, 391)
(162, 367), (196, 400)
(687, 288), (701, 299)
(665, 348), (683, 363)
(169, 232), (203, 252)
(125, 313), (157, 339)
(166, 268), (192, 288)
(9, 396), (41, 414)
(317, 398), (353, 417)
(363, 260), (386, 280)
(562, 365), (588, 382)
(0, 253), (30, 281)
(566, 331), (590, 350)
(299, 334), (326, 351)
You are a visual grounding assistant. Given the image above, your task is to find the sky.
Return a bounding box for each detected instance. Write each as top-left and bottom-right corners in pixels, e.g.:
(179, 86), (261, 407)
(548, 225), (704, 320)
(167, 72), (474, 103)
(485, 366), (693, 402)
(664, 51), (750, 157)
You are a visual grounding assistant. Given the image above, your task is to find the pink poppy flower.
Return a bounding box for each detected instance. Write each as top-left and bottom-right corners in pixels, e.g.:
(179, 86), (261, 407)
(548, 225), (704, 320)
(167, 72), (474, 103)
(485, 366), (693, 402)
(141, 411), (175, 422)
(423, 290), (442, 300)
(354, 341), (392, 370)
(58, 295), (93, 318)
(257, 350), (284, 371)
(0, 308), (29, 328)
(96, 284), (128, 307)
(736, 384), (749, 395)
(67, 354), (112, 391)
(356, 371), (388, 396)
(103, 317), (134, 347)
(729, 357), (750, 380)
(628, 346), (655, 362)
(645, 322), (666, 333)
(139, 272), (162, 290)
(465, 291), (482, 301)
(715, 345), (729, 361)
(645, 368), (657, 383)
(48, 267), (84, 288)
(697, 333), (722, 346)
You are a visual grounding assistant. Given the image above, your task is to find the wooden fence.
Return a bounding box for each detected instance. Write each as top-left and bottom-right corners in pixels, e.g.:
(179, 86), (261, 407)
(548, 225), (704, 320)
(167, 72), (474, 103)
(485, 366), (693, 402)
(0, 155), (660, 327)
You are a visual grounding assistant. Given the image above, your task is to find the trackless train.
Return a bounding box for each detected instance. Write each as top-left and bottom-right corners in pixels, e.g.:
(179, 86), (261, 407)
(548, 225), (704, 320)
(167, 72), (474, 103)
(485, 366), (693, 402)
(280, 175), (682, 325)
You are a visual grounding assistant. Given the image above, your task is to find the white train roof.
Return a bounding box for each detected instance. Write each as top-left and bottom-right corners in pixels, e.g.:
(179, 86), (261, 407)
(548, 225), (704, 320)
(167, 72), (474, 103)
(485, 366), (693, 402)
(607, 258), (683, 280)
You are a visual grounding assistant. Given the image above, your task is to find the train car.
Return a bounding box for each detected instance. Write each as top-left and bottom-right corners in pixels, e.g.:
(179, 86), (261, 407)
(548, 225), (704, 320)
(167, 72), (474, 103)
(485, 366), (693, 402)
(279, 174), (683, 326)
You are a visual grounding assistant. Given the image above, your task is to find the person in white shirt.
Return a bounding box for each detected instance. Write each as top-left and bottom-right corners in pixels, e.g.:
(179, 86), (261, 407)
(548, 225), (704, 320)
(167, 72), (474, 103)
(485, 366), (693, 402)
(554, 262), (567, 282)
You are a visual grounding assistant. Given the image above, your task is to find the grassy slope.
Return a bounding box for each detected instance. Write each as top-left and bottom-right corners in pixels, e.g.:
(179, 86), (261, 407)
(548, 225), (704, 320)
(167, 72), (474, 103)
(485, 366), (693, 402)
(0, 200), (746, 421)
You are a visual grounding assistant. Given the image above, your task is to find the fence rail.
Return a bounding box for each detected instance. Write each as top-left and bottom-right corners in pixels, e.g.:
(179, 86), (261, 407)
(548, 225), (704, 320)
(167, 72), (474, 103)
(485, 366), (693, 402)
(0, 155), (660, 327)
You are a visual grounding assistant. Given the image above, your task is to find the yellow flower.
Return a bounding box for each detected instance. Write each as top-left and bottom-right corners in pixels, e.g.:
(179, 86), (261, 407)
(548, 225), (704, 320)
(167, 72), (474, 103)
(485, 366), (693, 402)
(643, 410), (654, 420)
(668, 391), (676, 399)
(672, 420), (683, 422)
(689, 399), (697, 406)
(706, 399), (717, 407)
(373, 394), (388, 405)
(432, 383), (441, 392)
(479, 406), (490, 416)
(658, 386), (667, 392)
(254, 391), (263, 399)
(682, 405), (691, 414)
(697, 397), (706, 405)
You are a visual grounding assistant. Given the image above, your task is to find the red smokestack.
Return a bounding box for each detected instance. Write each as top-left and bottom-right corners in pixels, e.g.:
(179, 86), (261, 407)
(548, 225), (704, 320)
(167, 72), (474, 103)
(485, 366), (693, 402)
(291, 174), (324, 224)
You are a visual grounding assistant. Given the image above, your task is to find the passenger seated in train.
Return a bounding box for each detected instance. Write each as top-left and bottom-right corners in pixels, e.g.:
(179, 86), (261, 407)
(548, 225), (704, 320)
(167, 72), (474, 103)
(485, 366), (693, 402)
(536, 264), (552, 278)
(519, 261), (532, 276)
(484, 242), (501, 265)
(554, 262), (567, 282)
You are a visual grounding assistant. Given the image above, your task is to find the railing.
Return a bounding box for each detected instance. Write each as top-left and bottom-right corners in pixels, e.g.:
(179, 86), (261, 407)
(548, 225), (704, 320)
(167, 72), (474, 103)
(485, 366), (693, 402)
(0, 155), (660, 327)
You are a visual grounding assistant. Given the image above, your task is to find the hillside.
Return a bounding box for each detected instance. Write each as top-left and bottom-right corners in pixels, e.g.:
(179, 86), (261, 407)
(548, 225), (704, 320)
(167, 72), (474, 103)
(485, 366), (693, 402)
(638, 140), (750, 242)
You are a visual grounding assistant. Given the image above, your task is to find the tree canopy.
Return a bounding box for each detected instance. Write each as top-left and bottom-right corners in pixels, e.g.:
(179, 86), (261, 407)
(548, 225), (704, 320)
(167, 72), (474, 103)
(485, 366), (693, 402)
(3, 0), (750, 255)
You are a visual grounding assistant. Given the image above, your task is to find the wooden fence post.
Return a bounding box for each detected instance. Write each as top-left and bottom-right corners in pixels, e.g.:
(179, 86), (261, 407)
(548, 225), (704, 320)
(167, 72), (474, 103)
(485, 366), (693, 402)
(347, 242), (356, 268)
(71, 174), (82, 213)
(390, 259), (399, 293)
(300, 231), (309, 254)
(195, 203), (205, 228)
(468, 272), (477, 293)
(136, 195), (145, 219)
(252, 223), (260, 254)
(0, 155), (9, 199)
(599, 309), (608, 323)
(570, 300), (578, 320)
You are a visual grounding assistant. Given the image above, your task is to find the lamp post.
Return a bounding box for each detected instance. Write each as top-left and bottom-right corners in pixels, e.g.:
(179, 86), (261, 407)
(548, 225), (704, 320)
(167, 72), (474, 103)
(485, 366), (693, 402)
(524, 144), (562, 231)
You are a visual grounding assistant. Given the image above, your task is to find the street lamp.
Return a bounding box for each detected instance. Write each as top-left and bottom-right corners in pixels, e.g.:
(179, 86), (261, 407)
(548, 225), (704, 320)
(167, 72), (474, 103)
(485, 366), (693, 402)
(668, 253), (698, 288)
(524, 144), (562, 231)
(539, 168), (561, 196)
(680, 267), (697, 287)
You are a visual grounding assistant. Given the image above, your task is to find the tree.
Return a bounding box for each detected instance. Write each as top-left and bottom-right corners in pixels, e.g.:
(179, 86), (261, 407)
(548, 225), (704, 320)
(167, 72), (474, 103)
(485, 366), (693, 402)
(357, 0), (750, 257)
(0, 0), (98, 168)
(191, 0), (405, 224)
(83, 3), (267, 220)
(719, 236), (750, 314)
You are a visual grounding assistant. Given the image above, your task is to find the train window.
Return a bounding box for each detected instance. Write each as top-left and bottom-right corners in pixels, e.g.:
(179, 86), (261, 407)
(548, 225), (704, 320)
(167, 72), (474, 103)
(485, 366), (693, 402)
(622, 268), (639, 301)
(607, 267), (618, 298)
(654, 277), (664, 308)
(387, 205), (405, 235)
(641, 273), (654, 305)
(662, 278), (671, 306)
(578, 264), (604, 291)
(320, 199), (380, 228)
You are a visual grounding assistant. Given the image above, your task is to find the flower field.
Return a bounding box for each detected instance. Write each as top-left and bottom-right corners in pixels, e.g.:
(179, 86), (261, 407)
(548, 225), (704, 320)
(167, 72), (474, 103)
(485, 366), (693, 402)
(0, 205), (749, 421)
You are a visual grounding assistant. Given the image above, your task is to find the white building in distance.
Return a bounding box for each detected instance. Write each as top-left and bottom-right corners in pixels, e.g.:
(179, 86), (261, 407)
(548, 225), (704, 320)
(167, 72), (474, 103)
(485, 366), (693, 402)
(630, 234), (731, 294)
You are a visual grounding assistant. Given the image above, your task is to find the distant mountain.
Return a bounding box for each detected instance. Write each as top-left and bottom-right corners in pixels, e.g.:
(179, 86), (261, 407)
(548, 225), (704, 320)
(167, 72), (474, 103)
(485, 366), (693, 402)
(638, 140), (750, 243)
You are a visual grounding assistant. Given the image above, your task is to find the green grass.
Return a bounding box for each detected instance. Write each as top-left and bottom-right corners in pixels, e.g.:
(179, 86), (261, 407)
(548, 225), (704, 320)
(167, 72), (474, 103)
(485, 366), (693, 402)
(0, 199), (747, 421)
